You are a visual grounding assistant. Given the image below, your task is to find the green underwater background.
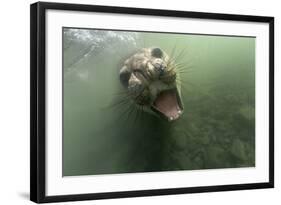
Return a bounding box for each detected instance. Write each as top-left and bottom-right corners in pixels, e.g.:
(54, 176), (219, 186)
(63, 28), (255, 176)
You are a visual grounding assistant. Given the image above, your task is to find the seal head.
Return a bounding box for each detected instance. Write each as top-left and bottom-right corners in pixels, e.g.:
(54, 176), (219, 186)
(120, 47), (184, 121)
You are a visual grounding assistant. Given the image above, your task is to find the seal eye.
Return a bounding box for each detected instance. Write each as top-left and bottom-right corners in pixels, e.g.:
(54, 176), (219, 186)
(119, 66), (131, 87)
(151, 48), (163, 58)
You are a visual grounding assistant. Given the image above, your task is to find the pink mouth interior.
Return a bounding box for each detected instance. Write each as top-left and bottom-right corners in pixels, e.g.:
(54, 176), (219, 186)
(153, 90), (182, 121)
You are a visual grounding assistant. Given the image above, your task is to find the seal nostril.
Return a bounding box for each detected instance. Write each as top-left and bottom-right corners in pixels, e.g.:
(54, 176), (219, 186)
(159, 67), (165, 76)
(156, 64), (165, 76)
(154, 63), (165, 76)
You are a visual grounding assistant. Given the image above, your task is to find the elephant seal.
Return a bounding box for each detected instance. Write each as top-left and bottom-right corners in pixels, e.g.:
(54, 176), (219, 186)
(119, 47), (184, 121)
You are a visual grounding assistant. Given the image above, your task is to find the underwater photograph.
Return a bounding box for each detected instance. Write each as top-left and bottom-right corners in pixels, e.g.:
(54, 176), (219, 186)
(63, 28), (255, 176)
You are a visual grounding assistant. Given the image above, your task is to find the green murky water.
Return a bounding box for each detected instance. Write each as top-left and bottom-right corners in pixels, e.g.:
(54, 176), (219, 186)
(63, 28), (255, 176)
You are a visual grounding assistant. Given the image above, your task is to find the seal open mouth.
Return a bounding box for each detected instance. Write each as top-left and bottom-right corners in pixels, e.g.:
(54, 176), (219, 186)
(152, 88), (183, 121)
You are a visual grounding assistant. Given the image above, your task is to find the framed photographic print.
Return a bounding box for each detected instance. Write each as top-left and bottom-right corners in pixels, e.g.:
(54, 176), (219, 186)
(30, 1), (274, 203)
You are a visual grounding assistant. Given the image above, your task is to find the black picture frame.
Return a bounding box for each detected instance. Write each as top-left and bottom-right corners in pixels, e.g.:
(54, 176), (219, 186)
(30, 1), (274, 203)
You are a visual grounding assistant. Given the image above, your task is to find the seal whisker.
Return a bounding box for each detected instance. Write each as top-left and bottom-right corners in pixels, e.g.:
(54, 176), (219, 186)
(174, 62), (194, 70)
(112, 91), (130, 96)
(125, 103), (137, 124)
(173, 48), (188, 63)
(132, 105), (140, 126)
(176, 66), (193, 71)
(176, 70), (190, 74)
(167, 44), (178, 66)
(106, 94), (133, 110)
